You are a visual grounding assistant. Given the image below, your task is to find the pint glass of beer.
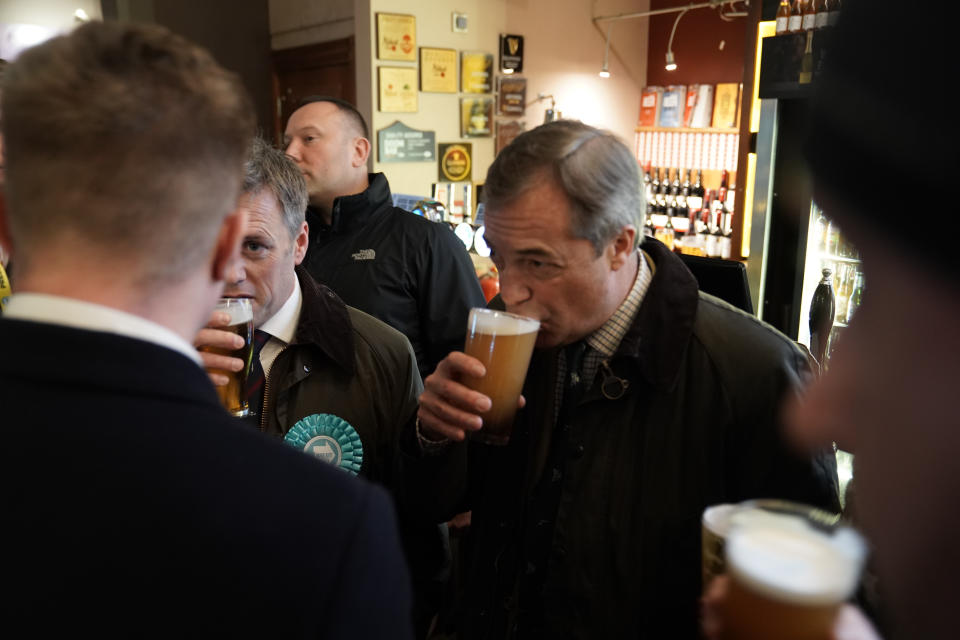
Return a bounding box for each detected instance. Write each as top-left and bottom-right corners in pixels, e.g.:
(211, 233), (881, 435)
(462, 308), (540, 445)
(200, 297), (254, 417)
(720, 500), (867, 640)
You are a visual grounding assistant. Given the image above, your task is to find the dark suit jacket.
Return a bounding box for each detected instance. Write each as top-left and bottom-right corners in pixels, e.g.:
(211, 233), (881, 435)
(0, 317), (413, 638)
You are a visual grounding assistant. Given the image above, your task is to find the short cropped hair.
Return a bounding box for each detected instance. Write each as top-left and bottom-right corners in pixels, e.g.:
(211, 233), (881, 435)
(0, 21), (254, 284)
(297, 95), (368, 139)
(483, 120), (645, 255)
(242, 137), (307, 240)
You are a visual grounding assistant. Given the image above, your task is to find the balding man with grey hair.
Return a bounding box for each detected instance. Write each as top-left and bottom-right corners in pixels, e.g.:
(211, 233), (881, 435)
(413, 119), (840, 639)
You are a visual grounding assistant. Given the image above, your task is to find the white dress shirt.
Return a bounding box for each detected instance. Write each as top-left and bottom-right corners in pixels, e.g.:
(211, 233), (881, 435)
(257, 282), (302, 379)
(4, 293), (203, 365)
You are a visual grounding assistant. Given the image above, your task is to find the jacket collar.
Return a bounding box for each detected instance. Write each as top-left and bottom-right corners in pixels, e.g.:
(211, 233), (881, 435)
(312, 172), (392, 235)
(615, 238), (700, 392)
(290, 266), (356, 375)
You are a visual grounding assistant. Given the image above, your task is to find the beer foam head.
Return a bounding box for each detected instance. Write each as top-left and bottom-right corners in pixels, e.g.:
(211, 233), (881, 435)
(218, 298), (253, 325)
(469, 308), (540, 335)
(726, 515), (867, 606)
(702, 503), (740, 536)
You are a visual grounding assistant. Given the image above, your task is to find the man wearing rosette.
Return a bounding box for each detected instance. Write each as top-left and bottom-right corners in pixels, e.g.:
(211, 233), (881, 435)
(195, 137), (445, 639)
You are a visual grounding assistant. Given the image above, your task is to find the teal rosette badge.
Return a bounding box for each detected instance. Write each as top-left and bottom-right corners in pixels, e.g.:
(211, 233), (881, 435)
(284, 414), (363, 476)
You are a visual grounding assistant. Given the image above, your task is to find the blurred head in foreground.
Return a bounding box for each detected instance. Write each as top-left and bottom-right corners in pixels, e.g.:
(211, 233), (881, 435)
(789, 1), (958, 638)
(0, 20), (253, 332)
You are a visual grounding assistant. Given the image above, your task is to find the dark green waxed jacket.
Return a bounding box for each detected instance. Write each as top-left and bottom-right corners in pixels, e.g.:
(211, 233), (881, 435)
(407, 238), (840, 640)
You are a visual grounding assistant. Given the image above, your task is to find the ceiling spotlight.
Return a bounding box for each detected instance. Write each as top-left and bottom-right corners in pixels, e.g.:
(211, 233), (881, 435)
(599, 22), (612, 78)
(74, 9), (90, 22)
(665, 51), (677, 71)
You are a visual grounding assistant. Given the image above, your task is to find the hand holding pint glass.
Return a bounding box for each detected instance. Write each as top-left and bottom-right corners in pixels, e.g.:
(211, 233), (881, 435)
(701, 499), (868, 640)
(196, 297), (255, 416)
(462, 308), (539, 445)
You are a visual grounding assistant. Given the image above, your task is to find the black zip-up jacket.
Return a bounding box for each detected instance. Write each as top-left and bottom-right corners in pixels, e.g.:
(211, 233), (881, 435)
(303, 173), (486, 379)
(405, 238), (840, 639)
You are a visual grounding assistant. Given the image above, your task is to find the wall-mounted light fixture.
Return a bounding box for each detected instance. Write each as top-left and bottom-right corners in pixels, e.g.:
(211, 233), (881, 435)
(599, 23), (612, 78)
(664, 8), (690, 72)
(529, 92), (559, 123)
(592, 1), (750, 78)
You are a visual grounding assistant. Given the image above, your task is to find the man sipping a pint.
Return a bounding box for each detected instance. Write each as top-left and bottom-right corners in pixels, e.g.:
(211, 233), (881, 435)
(195, 137), (444, 638)
(413, 119), (840, 639)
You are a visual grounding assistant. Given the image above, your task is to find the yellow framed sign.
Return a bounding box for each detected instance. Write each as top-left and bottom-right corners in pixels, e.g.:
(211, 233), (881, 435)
(376, 13), (416, 61)
(378, 67), (418, 113)
(461, 51), (493, 93)
(419, 47), (457, 93)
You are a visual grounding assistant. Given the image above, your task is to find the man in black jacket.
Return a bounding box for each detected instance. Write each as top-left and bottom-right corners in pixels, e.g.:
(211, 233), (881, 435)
(284, 97), (485, 379)
(0, 22), (412, 638)
(414, 120), (839, 639)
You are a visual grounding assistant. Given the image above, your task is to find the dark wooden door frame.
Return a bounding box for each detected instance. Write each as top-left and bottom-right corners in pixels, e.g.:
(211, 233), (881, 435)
(271, 36), (356, 144)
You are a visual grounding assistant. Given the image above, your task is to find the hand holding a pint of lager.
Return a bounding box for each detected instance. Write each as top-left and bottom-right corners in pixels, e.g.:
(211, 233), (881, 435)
(418, 308), (539, 445)
(195, 297), (255, 417)
(700, 499), (878, 640)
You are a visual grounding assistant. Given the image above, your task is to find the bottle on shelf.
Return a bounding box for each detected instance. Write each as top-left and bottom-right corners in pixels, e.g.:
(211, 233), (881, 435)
(644, 210), (656, 239)
(788, 0), (805, 33)
(683, 207), (704, 256)
(826, 0), (840, 26)
(655, 210), (675, 251)
(643, 163), (652, 202)
(846, 270), (864, 322)
(649, 165), (660, 205)
(669, 168), (681, 205)
(809, 267), (836, 367)
(672, 173), (690, 239)
(706, 201), (722, 259)
(799, 28), (815, 84)
(657, 168), (669, 208)
(815, 210), (830, 254)
(802, 0), (817, 31)
(776, 0), (791, 34)
(814, 0), (829, 29)
(834, 263), (851, 324)
(687, 169), (704, 213)
(718, 203), (733, 259)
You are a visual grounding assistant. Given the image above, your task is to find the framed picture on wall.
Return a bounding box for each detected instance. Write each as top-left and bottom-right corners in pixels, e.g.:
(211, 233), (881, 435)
(460, 97), (494, 137)
(420, 47), (457, 93)
(461, 51), (493, 93)
(378, 66), (418, 113)
(496, 120), (525, 154)
(497, 76), (526, 115)
(376, 13), (416, 61)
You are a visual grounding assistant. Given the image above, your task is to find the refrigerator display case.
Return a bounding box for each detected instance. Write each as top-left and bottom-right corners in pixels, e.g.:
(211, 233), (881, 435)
(744, 19), (857, 508)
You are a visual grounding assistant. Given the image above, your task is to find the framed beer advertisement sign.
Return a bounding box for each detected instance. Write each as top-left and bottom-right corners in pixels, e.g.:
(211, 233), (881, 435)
(419, 47), (457, 93)
(461, 51), (493, 93)
(438, 143), (472, 182)
(378, 67), (417, 113)
(497, 76), (526, 115)
(496, 120), (525, 155)
(499, 34), (524, 74)
(376, 13), (416, 61)
(461, 97), (493, 138)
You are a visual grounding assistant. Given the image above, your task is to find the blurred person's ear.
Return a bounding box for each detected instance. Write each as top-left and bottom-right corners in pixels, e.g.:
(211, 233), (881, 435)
(210, 206), (246, 284)
(0, 188), (12, 265)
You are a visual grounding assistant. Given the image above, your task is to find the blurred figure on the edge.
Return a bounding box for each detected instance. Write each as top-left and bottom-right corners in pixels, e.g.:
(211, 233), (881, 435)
(703, 1), (958, 639)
